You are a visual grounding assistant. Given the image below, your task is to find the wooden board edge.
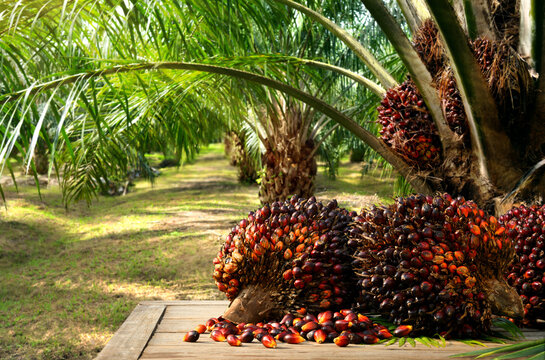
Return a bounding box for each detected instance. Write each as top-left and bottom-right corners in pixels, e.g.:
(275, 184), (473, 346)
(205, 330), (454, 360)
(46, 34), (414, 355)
(95, 304), (166, 360)
(138, 300), (229, 306)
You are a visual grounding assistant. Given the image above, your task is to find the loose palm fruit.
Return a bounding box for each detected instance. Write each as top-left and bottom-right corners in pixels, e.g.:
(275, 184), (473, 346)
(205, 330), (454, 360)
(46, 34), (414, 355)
(314, 329), (327, 343)
(284, 333), (305, 344)
(240, 331), (254, 343)
(210, 330), (226, 342)
(393, 325), (413, 337)
(362, 334), (379, 344)
(183, 330), (199, 342)
(214, 196), (358, 323)
(194, 324), (206, 334)
(501, 204), (545, 326)
(205, 318), (218, 331)
(377, 328), (393, 339)
(261, 334), (277, 348)
(226, 334), (242, 346)
(350, 194), (522, 337)
(333, 334), (349, 347)
(348, 333), (364, 344)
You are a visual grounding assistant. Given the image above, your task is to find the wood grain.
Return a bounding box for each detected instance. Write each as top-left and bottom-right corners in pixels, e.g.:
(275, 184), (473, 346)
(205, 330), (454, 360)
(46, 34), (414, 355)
(95, 304), (165, 360)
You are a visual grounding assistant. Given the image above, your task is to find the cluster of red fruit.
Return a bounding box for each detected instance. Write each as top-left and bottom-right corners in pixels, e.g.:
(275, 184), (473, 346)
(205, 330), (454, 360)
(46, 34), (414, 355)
(213, 196), (358, 320)
(502, 205), (545, 325)
(377, 81), (441, 169)
(350, 194), (517, 337)
(183, 309), (412, 348)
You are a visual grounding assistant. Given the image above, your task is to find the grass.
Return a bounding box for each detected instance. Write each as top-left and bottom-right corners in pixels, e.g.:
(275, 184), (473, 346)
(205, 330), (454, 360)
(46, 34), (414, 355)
(0, 143), (395, 360)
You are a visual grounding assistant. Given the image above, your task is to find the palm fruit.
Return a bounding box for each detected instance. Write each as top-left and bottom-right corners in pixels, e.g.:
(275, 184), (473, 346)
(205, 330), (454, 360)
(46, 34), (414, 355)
(471, 38), (531, 135)
(377, 80), (441, 169)
(501, 204), (545, 325)
(350, 193), (523, 337)
(413, 19), (445, 76)
(213, 196), (358, 323)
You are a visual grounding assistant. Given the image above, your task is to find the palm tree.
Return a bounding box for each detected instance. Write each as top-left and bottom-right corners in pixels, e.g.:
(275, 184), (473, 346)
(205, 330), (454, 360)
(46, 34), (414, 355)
(0, 0), (543, 215)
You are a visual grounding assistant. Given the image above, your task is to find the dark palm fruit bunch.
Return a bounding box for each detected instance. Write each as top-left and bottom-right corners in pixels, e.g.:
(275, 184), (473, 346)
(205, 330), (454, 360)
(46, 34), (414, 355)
(413, 20), (468, 138)
(377, 80), (441, 169)
(501, 205), (545, 326)
(349, 193), (523, 337)
(436, 71), (468, 137)
(472, 38), (531, 132)
(413, 19), (445, 76)
(213, 195), (359, 324)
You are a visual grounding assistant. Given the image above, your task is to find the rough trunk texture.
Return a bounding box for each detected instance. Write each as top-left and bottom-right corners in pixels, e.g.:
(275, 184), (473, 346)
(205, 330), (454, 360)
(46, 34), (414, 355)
(259, 140), (317, 205)
(33, 148), (49, 175)
(224, 131), (259, 184)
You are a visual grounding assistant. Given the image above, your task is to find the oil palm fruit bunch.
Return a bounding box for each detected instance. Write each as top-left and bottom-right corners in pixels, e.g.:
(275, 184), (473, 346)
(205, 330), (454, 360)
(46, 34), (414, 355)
(349, 193), (523, 337)
(213, 196), (359, 323)
(472, 38), (531, 130)
(377, 81), (441, 169)
(501, 204), (545, 326)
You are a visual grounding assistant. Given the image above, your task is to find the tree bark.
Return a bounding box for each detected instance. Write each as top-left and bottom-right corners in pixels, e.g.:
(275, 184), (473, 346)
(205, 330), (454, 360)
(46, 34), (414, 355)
(259, 140), (316, 204)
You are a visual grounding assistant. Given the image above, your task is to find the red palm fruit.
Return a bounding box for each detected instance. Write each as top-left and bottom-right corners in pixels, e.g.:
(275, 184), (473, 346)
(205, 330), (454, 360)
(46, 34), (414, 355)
(261, 335), (277, 348)
(344, 313), (357, 322)
(393, 325), (413, 337)
(351, 194), (521, 337)
(226, 334), (242, 346)
(376, 80), (441, 169)
(334, 320), (350, 332)
(194, 324), (207, 334)
(314, 329), (327, 343)
(205, 318), (218, 331)
(240, 331), (254, 343)
(301, 321), (319, 332)
(183, 330), (199, 342)
(363, 334), (379, 344)
(501, 204), (545, 326)
(284, 334), (306, 344)
(357, 314), (370, 323)
(280, 313), (294, 325)
(377, 328), (393, 339)
(216, 196), (358, 324)
(210, 330), (225, 342)
(318, 310), (333, 324)
(275, 331), (289, 341)
(333, 335), (349, 347)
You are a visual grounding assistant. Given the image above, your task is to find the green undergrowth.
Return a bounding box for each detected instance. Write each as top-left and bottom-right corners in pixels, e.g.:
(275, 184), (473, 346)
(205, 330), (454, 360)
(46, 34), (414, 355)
(0, 143), (395, 360)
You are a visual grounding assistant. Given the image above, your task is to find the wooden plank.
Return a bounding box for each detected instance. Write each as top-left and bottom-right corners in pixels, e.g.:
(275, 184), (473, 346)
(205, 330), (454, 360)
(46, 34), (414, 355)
(140, 335), (491, 360)
(95, 304), (165, 360)
(139, 300), (229, 307)
(138, 301), (545, 360)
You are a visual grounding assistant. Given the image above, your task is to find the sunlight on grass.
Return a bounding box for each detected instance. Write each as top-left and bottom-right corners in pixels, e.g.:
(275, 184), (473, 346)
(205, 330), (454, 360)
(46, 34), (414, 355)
(0, 143), (395, 359)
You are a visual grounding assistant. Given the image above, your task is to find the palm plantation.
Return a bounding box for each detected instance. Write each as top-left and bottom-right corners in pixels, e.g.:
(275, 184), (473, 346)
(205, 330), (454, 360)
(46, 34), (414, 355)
(0, 0), (544, 359)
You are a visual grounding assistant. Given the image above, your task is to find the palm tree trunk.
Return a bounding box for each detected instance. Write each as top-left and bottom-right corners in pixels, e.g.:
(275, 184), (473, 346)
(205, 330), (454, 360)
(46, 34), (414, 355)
(259, 139), (316, 204)
(33, 146), (49, 175)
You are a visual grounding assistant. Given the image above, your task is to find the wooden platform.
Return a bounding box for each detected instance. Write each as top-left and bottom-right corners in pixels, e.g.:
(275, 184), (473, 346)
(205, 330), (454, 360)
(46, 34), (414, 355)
(95, 300), (545, 360)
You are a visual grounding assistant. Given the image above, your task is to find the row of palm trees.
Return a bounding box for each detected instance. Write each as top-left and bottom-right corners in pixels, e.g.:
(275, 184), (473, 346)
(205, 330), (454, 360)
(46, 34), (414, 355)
(0, 0), (543, 214)
(0, 0), (392, 205)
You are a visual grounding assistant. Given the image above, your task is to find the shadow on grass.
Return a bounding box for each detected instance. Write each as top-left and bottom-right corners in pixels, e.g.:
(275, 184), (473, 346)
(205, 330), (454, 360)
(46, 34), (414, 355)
(0, 218), (68, 264)
(0, 275), (146, 360)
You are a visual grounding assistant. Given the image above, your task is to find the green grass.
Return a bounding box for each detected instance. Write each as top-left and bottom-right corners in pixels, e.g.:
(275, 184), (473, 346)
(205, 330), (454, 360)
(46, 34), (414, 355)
(0, 143), (395, 360)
